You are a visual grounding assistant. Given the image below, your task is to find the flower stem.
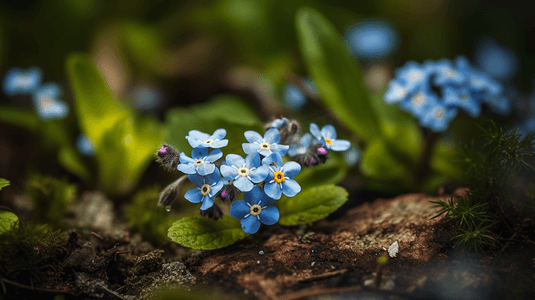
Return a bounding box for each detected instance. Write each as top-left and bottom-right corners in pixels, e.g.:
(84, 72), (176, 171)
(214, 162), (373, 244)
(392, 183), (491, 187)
(416, 130), (440, 190)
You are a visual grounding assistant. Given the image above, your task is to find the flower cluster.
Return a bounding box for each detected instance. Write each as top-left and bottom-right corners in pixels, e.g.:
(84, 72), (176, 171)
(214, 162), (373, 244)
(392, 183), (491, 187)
(158, 119), (351, 234)
(384, 56), (510, 132)
(2, 67), (69, 120)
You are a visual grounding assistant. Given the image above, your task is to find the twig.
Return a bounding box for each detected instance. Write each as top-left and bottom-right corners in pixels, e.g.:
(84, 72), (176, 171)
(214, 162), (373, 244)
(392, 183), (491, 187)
(415, 130), (439, 189)
(91, 232), (104, 239)
(96, 283), (128, 300)
(298, 269), (348, 282)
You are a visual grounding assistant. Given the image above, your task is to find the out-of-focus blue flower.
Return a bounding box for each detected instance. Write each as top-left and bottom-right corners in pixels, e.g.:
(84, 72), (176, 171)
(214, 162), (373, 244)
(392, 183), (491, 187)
(242, 128), (289, 157)
(262, 153), (301, 200)
(3, 67), (42, 96)
(399, 88), (440, 119)
(77, 135), (95, 156)
(282, 79), (316, 110)
(420, 103), (458, 132)
(177, 147), (223, 176)
(184, 167), (224, 211)
(394, 62), (430, 93)
(443, 86), (481, 117)
(431, 60), (465, 86)
(186, 129), (228, 149)
(383, 80), (409, 104)
(475, 37), (519, 81)
(265, 117), (289, 130)
(345, 19), (399, 61)
(516, 115), (535, 138)
(32, 83), (69, 120)
(129, 84), (165, 112)
(230, 185), (279, 234)
(344, 146), (361, 166)
(287, 133), (315, 157)
(220, 153), (268, 192)
(309, 123), (351, 151)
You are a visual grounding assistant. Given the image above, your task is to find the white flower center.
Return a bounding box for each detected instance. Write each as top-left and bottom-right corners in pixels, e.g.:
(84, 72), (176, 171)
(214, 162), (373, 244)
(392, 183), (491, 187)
(38, 97), (54, 110)
(393, 85), (407, 99)
(194, 159), (204, 167)
(259, 142), (271, 151)
(203, 139), (214, 145)
(238, 167), (250, 177)
(444, 68), (456, 78)
(459, 93), (469, 102)
(434, 108), (445, 119)
(412, 93), (425, 106)
(407, 70), (423, 84)
(200, 184), (211, 196)
(249, 204), (262, 216)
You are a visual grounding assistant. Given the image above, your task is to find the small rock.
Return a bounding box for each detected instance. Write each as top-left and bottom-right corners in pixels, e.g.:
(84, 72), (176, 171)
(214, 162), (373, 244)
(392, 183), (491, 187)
(388, 241), (399, 258)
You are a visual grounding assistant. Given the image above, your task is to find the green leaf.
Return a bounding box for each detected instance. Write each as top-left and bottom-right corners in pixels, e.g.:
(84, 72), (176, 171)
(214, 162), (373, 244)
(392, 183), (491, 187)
(360, 139), (411, 183)
(0, 107), (39, 131)
(168, 216), (248, 250)
(120, 21), (165, 74)
(277, 184), (348, 226)
(0, 178), (9, 191)
(295, 154), (347, 190)
(0, 210), (18, 234)
(296, 7), (381, 142)
(58, 146), (91, 184)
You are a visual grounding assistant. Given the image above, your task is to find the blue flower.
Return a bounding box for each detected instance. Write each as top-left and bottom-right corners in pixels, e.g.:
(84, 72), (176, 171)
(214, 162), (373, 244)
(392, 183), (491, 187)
(77, 135), (95, 156)
(220, 153), (269, 192)
(265, 117), (289, 130)
(309, 123), (351, 151)
(420, 103), (458, 132)
(282, 79), (316, 110)
(32, 83), (69, 120)
(443, 86), (481, 117)
(394, 61), (430, 93)
(287, 133), (316, 157)
(398, 87), (440, 119)
(344, 146), (361, 166)
(185, 129), (228, 149)
(262, 153), (301, 200)
(184, 167), (224, 211)
(345, 19), (398, 60)
(475, 37), (519, 81)
(242, 128), (289, 157)
(230, 185), (279, 234)
(431, 59), (466, 87)
(177, 147), (223, 175)
(3, 67), (42, 96)
(384, 80), (409, 104)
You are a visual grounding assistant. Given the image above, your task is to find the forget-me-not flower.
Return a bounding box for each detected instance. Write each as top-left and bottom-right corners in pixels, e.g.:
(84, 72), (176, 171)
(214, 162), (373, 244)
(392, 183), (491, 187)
(420, 103), (458, 132)
(282, 79), (316, 110)
(186, 129), (228, 149)
(242, 128), (289, 157)
(177, 147), (223, 175)
(3, 67), (42, 96)
(230, 185), (279, 234)
(394, 62), (429, 93)
(432, 59), (465, 87)
(443, 86), (481, 117)
(220, 153), (268, 192)
(309, 123), (351, 152)
(77, 135), (95, 156)
(345, 19), (398, 61)
(262, 153), (301, 200)
(287, 133), (315, 157)
(32, 83), (69, 120)
(184, 167), (224, 211)
(475, 37), (519, 81)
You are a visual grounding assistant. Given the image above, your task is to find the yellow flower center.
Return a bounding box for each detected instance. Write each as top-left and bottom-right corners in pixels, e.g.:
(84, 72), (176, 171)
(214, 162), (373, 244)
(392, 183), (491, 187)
(412, 93), (425, 106)
(273, 171), (285, 184)
(200, 184), (211, 196)
(250, 204), (262, 216)
(203, 139), (214, 145)
(435, 109), (444, 119)
(324, 138), (333, 146)
(259, 142), (271, 151)
(194, 159), (204, 167)
(238, 167), (250, 177)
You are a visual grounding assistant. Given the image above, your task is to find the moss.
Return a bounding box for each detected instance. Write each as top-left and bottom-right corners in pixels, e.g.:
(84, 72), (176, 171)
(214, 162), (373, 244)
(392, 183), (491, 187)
(0, 221), (67, 286)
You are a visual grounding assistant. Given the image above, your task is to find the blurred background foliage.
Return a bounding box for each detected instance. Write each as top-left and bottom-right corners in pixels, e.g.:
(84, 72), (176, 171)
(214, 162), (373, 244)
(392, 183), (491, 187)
(1, 0), (535, 243)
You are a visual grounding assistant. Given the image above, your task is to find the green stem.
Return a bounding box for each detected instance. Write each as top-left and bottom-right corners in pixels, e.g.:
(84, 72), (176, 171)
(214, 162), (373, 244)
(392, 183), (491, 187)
(415, 130), (440, 190)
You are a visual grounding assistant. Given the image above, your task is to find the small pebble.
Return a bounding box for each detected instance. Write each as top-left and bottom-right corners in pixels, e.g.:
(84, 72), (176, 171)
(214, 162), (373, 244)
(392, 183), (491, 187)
(388, 241), (399, 258)
(259, 250), (264, 255)
(311, 249), (315, 253)
(311, 262), (315, 267)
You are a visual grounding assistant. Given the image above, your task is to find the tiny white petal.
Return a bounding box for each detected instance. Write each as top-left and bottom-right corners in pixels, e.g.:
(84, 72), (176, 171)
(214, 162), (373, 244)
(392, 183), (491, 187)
(388, 241), (399, 258)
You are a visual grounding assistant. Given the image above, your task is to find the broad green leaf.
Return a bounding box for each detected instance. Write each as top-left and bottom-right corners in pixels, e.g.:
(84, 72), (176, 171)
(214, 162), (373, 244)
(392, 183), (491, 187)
(296, 7), (381, 142)
(0, 107), (39, 131)
(58, 146), (91, 184)
(66, 53), (129, 147)
(120, 21), (165, 73)
(0, 178), (9, 191)
(166, 95), (262, 153)
(295, 154), (347, 190)
(168, 215), (248, 250)
(277, 184), (348, 226)
(0, 210), (18, 234)
(360, 139), (411, 183)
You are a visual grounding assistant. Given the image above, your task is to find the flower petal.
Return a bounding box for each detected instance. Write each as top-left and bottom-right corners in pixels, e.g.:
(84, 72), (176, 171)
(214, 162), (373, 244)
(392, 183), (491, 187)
(330, 139), (351, 151)
(249, 165), (268, 183)
(226, 154), (245, 167)
(211, 140), (228, 148)
(179, 153), (195, 164)
(243, 185), (263, 205)
(282, 161), (301, 179)
(264, 182), (282, 200)
(282, 179), (301, 197)
(187, 173), (204, 187)
(192, 147), (208, 159)
(197, 162), (215, 176)
(321, 125), (337, 140)
(211, 128), (227, 140)
(233, 176), (254, 192)
(207, 167), (221, 185)
(241, 214), (261, 234)
(220, 164), (238, 180)
(205, 149), (223, 162)
(262, 153), (283, 169)
(309, 123), (322, 140)
(259, 206), (279, 225)
(242, 143), (256, 154)
(177, 163), (197, 174)
(276, 144), (289, 156)
(200, 196), (214, 210)
(188, 130), (210, 141)
(245, 153), (261, 168)
(244, 130), (263, 143)
(210, 181), (224, 196)
(230, 200), (250, 219)
(261, 192), (277, 206)
(264, 128), (281, 144)
(184, 188), (202, 203)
